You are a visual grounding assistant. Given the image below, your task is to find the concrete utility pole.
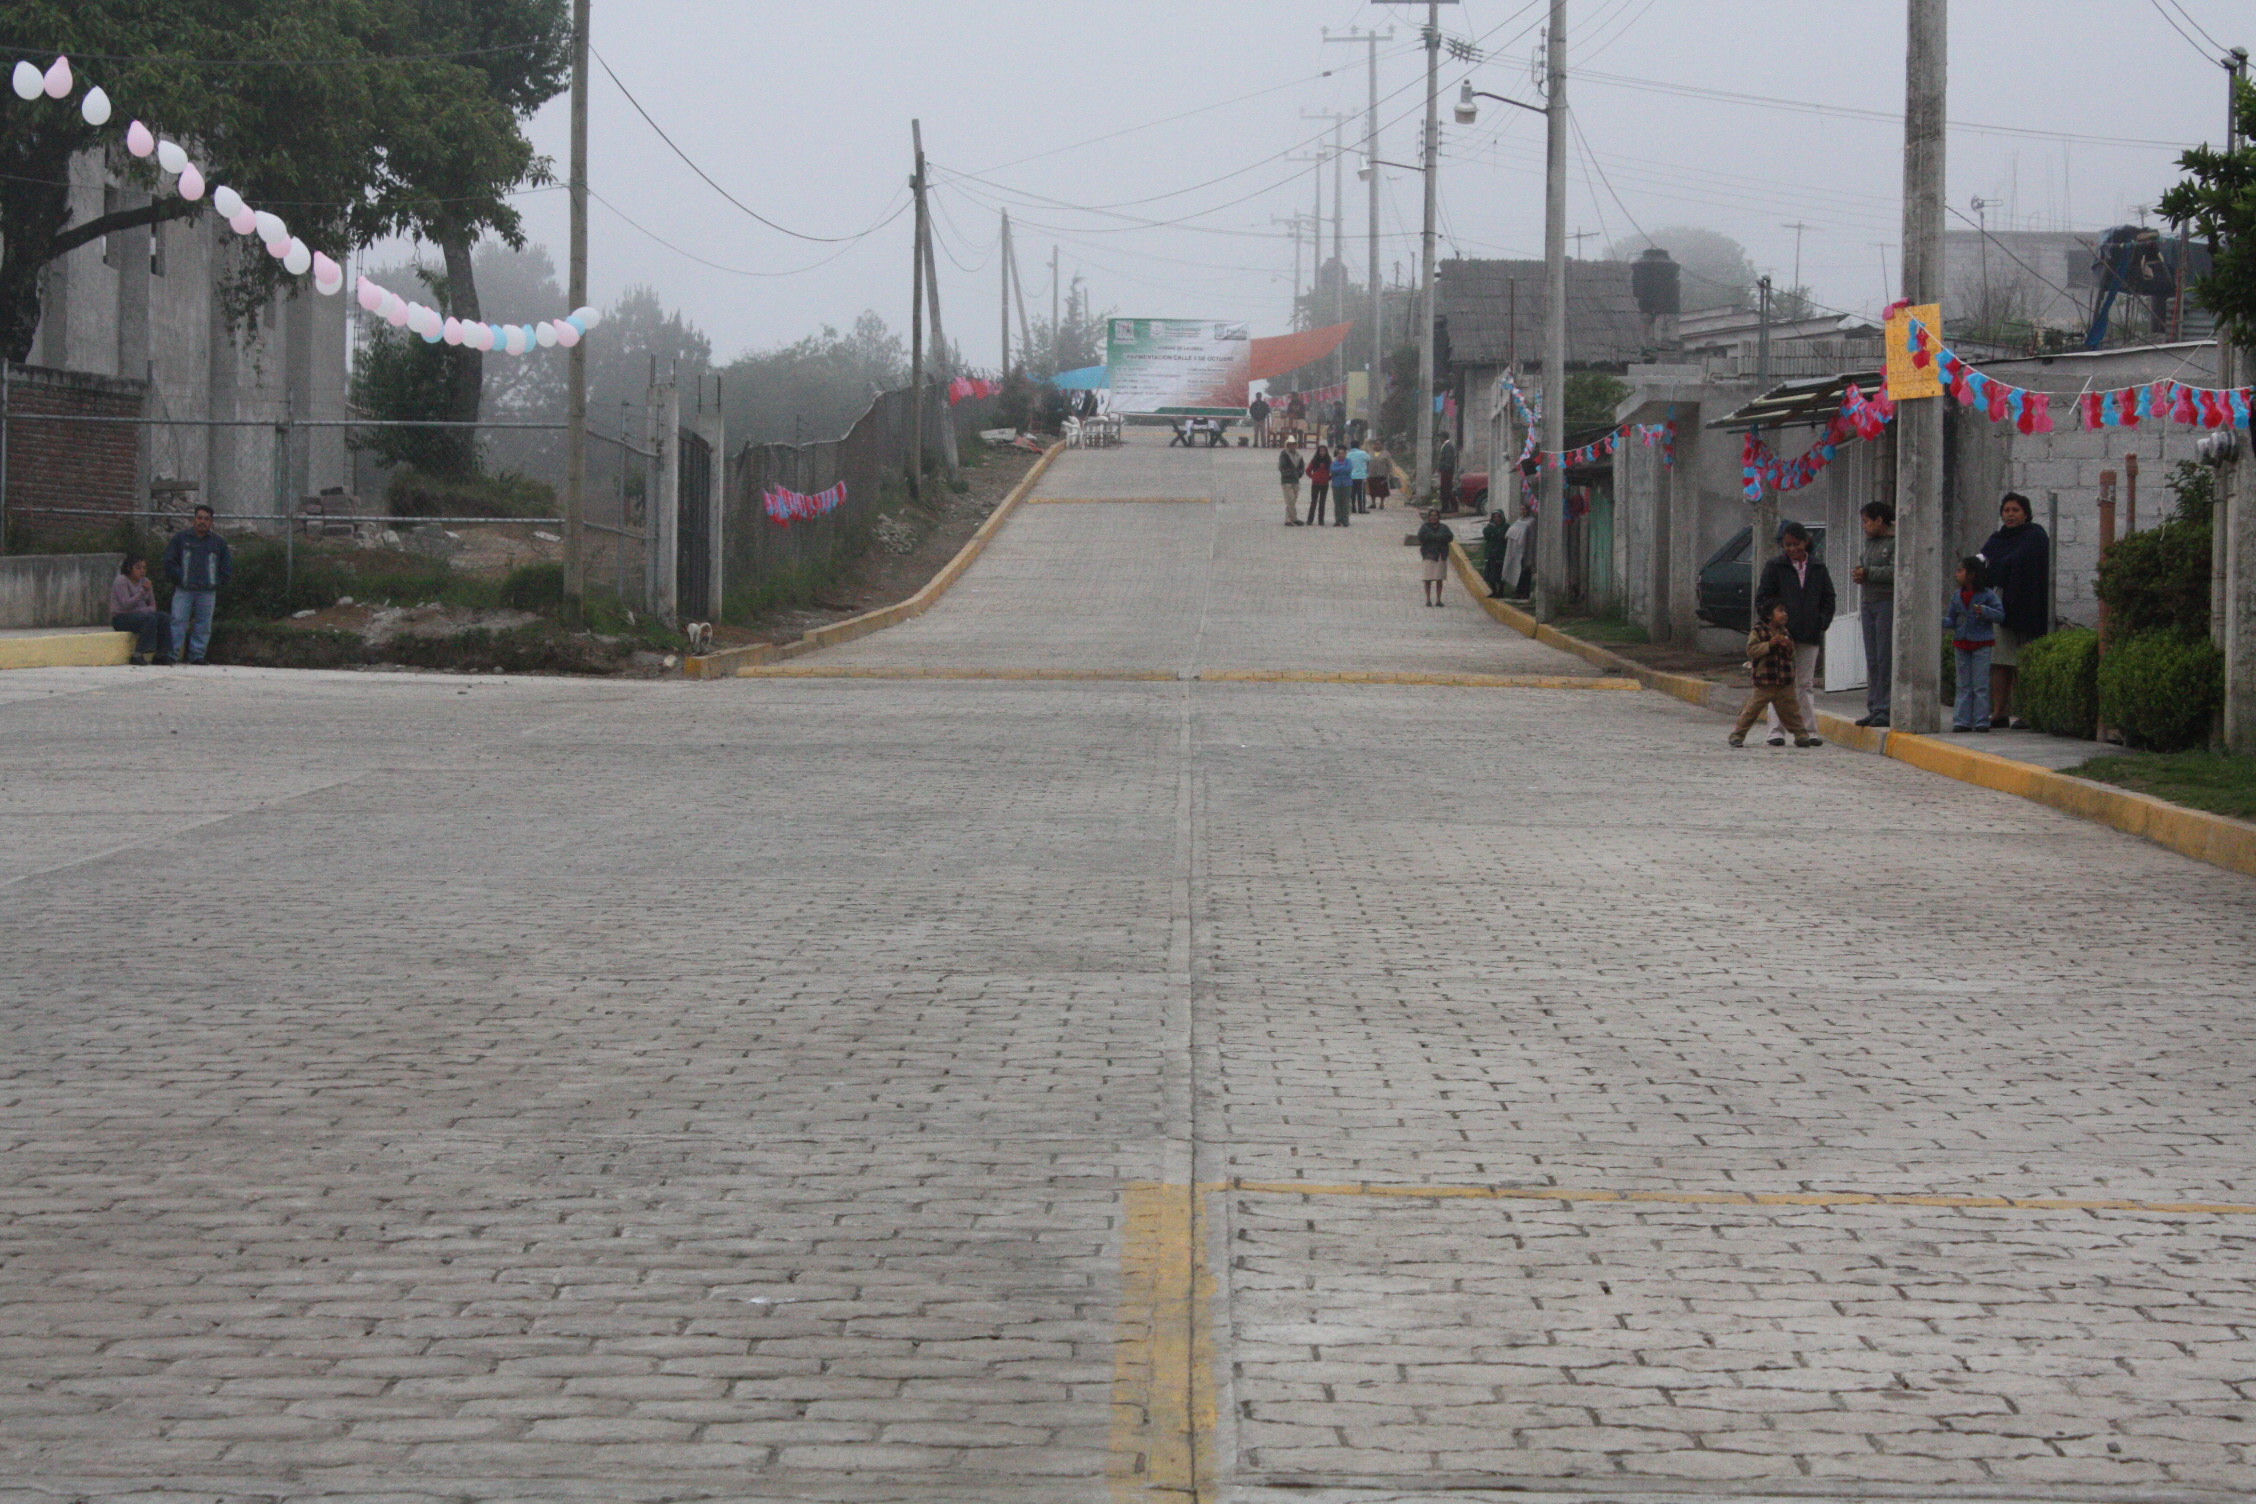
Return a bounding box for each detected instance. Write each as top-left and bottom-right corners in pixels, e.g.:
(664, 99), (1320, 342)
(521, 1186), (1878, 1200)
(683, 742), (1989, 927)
(1533, 0), (1570, 619)
(922, 198), (959, 483)
(1377, 0), (1456, 502)
(1051, 246), (1061, 373)
(1892, 0), (1947, 735)
(910, 121), (927, 498)
(2222, 47), (2254, 749)
(999, 210), (1011, 379)
(563, 0), (589, 613)
(1328, 28), (1391, 429)
(1007, 226), (1034, 364)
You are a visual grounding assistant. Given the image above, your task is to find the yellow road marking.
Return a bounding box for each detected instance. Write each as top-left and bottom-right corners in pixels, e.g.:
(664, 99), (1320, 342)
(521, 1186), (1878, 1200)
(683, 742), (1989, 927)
(1226, 1179), (2256, 1216)
(734, 666), (1634, 688)
(1112, 1183), (1214, 1502)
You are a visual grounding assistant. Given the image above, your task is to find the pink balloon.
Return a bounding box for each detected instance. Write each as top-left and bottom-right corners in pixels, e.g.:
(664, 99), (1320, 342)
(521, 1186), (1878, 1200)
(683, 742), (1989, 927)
(126, 120), (155, 158)
(312, 252), (341, 285)
(177, 164), (205, 201)
(442, 317), (463, 345)
(228, 209), (258, 236)
(385, 301), (410, 329)
(554, 321), (581, 349)
(265, 237), (290, 260)
(42, 57), (71, 99)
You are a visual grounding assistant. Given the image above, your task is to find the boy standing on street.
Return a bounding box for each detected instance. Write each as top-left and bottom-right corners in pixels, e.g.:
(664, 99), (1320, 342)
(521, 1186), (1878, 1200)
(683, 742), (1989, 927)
(1278, 442), (1307, 525)
(164, 505), (233, 665)
(1731, 603), (1822, 748)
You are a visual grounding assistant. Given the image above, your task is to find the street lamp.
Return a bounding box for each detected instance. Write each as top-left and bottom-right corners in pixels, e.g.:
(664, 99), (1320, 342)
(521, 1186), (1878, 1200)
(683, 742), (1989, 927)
(1455, 81), (1545, 123)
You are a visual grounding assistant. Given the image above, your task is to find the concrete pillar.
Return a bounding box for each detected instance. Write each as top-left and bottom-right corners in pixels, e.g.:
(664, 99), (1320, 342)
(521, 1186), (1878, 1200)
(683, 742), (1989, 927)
(203, 227), (237, 519)
(646, 380), (679, 622)
(692, 401), (725, 621)
(2226, 407), (2256, 751)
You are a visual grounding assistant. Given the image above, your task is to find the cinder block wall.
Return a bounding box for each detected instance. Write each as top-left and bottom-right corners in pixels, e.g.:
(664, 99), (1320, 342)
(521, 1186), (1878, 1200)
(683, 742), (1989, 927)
(4, 365), (145, 536)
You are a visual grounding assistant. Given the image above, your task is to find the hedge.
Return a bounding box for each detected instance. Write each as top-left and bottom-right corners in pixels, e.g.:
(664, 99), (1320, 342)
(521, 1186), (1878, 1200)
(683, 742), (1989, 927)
(2098, 632), (2221, 752)
(2017, 627), (2099, 739)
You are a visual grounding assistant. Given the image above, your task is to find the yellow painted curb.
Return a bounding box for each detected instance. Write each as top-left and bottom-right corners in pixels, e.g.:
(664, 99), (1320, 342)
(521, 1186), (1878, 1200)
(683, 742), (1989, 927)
(0, 630), (134, 671)
(1448, 543), (2256, 881)
(683, 442), (1066, 679)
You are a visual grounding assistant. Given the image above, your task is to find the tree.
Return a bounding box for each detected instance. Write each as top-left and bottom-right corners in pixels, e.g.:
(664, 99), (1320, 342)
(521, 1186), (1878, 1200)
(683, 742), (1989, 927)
(719, 311), (908, 444)
(586, 284), (711, 425)
(1605, 226), (1759, 312)
(1565, 372), (1630, 426)
(359, 0), (571, 432)
(0, 0), (565, 360)
(2158, 74), (2256, 343)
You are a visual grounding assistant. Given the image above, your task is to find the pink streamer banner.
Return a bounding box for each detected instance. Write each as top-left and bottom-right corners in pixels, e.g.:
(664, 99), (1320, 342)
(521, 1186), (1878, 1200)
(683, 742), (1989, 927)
(764, 481), (846, 526)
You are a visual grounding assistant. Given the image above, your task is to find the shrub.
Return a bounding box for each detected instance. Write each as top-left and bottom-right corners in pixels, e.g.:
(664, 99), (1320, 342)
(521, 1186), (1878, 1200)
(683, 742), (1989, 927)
(499, 560), (566, 611)
(205, 624), (368, 669)
(386, 468), (557, 520)
(2099, 632), (2221, 752)
(2097, 517), (2211, 640)
(2016, 627), (2099, 739)
(214, 538), (349, 620)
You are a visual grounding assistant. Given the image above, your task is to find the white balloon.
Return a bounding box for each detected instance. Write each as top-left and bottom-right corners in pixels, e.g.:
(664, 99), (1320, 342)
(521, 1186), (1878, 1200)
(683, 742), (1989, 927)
(503, 326), (526, 355)
(253, 210), (285, 243)
(476, 324), (497, 351)
(126, 120), (155, 157)
(266, 237), (291, 260)
(385, 299), (410, 329)
(80, 85), (111, 125)
(534, 322), (558, 348)
(177, 164), (205, 201)
(570, 305), (599, 329)
(283, 239), (311, 276)
(212, 185), (244, 218)
(421, 323), (443, 344)
(442, 318), (463, 345)
(41, 57), (70, 99)
(11, 61), (40, 100)
(156, 139), (187, 175)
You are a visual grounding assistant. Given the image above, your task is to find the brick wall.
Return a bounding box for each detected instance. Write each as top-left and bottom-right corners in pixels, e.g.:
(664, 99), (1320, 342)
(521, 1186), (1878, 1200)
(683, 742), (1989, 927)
(3, 363), (146, 537)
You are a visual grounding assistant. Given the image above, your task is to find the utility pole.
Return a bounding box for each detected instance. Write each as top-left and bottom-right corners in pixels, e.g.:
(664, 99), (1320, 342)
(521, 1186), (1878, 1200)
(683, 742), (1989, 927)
(1007, 228), (1034, 368)
(1273, 213), (1307, 323)
(920, 165), (958, 484)
(2221, 46), (2253, 748)
(1533, 0), (1570, 619)
(1000, 209), (1012, 380)
(1892, 0), (1947, 735)
(1782, 220), (1813, 303)
(910, 120), (927, 498)
(1377, 0), (1457, 503)
(1751, 274), (1779, 630)
(1051, 245), (1061, 373)
(1328, 27), (1391, 430)
(563, 0), (589, 613)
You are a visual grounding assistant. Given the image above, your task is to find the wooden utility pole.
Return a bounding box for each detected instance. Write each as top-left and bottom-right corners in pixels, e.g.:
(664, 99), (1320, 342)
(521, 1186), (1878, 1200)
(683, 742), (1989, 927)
(1051, 246), (1061, 373)
(1007, 229), (1034, 370)
(910, 120), (927, 499)
(1533, 0), (1570, 618)
(920, 184), (958, 483)
(999, 210), (1012, 380)
(563, 0), (589, 612)
(1891, 0), (1947, 734)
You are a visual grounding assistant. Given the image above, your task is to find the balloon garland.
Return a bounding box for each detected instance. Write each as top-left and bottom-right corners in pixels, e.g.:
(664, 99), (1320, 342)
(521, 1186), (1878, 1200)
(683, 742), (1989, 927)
(1904, 316), (2252, 433)
(12, 54), (595, 354)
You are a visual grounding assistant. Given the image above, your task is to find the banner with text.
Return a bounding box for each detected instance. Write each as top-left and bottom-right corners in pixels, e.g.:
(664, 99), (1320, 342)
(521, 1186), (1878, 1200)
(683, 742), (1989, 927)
(1105, 319), (1251, 416)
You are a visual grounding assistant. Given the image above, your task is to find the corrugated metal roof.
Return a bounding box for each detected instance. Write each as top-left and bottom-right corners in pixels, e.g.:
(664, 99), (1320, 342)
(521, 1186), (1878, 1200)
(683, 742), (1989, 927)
(1436, 258), (1647, 368)
(1706, 372), (1884, 433)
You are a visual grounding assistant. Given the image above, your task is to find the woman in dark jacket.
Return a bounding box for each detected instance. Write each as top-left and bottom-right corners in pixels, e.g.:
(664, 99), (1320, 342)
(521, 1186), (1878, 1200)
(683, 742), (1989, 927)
(1976, 492), (2049, 729)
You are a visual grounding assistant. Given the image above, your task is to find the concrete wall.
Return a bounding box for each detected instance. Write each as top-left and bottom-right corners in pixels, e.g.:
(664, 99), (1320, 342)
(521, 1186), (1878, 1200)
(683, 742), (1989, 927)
(0, 553), (122, 628)
(25, 149), (349, 533)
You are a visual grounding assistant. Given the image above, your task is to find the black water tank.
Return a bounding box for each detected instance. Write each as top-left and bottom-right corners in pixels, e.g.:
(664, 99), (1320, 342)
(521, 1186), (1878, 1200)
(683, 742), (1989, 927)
(1632, 247), (1680, 317)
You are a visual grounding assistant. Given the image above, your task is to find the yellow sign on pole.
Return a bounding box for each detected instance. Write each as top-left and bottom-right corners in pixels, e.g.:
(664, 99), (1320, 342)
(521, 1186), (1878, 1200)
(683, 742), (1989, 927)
(1884, 303), (1943, 400)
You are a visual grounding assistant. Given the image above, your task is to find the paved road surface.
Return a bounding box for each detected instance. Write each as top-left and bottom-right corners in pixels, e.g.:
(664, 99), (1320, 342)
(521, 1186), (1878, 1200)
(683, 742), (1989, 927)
(2, 431), (2251, 1503)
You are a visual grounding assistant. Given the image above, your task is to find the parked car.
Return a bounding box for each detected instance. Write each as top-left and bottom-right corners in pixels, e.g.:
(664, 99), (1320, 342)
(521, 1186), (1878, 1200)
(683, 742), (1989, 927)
(1452, 470), (1489, 511)
(1695, 523), (1828, 629)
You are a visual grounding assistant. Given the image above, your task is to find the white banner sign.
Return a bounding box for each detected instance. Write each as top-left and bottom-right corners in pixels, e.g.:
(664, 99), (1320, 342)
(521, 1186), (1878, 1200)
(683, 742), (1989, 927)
(1104, 319), (1251, 416)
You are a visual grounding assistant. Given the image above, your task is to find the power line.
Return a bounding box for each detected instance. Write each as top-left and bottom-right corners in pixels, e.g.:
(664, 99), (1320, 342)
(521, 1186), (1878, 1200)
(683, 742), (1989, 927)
(592, 48), (900, 244)
(588, 187), (906, 278)
(2159, 0), (2228, 52)
(2145, 0), (2222, 60)
(0, 38), (556, 67)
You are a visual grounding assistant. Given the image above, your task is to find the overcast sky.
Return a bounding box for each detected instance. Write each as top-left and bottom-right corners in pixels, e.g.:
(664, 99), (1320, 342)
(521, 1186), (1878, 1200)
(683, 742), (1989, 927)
(493, 0), (2245, 366)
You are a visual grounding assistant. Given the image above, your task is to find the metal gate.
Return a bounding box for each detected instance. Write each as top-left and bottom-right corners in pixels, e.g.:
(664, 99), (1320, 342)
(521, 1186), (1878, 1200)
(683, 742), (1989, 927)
(677, 424), (713, 619)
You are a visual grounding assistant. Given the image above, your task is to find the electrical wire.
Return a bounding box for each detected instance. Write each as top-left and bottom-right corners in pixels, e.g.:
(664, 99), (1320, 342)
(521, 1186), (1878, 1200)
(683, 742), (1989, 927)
(588, 187), (906, 278)
(2159, 0), (2228, 52)
(592, 48), (900, 245)
(1943, 202), (2085, 308)
(2145, 0), (2222, 61)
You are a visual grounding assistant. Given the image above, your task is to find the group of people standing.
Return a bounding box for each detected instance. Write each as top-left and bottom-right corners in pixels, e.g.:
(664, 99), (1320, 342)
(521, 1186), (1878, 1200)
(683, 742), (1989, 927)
(1731, 490), (2053, 747)
(1249, 390), (1354, 451)
(1276, 437), (1390, 527)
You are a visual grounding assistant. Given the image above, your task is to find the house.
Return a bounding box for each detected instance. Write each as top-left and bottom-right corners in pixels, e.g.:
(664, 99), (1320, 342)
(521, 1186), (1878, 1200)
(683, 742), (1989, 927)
(1435, 257), (1647, 477)
(6, 147), (348, 541)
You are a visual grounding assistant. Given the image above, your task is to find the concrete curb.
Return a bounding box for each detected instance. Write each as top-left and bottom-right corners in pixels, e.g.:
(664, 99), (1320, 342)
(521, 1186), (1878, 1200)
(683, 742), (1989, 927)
(733, 665), (1638, 689)
(1447, 543), (2256, 880)
(0, 630), (133, 671)
(685, 442), (1065, 679)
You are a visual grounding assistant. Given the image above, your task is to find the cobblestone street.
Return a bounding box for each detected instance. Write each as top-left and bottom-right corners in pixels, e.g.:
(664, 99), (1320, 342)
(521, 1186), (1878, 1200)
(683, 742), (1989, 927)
(4, 434), (2253, 1502)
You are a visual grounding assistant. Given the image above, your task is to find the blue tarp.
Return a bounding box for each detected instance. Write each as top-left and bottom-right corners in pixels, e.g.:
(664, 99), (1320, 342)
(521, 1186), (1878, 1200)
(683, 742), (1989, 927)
(1049, 365), (1107, 390)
